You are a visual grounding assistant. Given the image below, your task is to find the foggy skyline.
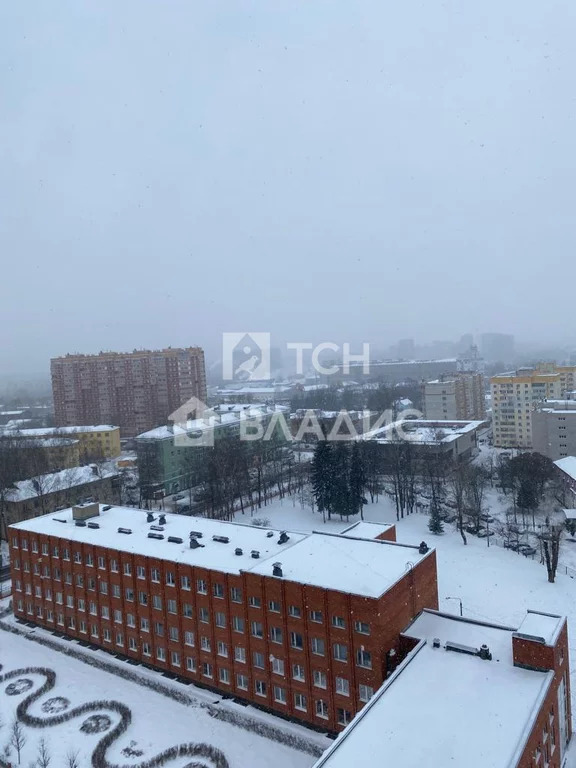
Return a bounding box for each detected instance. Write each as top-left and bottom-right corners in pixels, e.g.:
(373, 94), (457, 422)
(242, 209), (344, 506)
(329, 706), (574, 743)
(1, 0), (575, 375)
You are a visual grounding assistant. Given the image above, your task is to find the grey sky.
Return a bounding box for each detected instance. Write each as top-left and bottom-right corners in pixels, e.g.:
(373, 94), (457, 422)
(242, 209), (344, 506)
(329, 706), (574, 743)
(1, 0), (575, 374)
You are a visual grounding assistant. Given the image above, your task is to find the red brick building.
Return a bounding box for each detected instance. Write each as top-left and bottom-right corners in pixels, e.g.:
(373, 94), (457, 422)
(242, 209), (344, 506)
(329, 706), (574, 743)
(51, 347), (207, 437)
(9, 504), (437, 732)
(314, 609), (572, 767)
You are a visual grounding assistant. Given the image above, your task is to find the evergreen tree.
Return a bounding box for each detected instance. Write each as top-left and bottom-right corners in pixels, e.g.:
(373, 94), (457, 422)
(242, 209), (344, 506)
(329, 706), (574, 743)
(428, 502), (444, 535)
(331, 442), (351, 520)
(349, 442), (367, 520)
(311, 440), (334, 520)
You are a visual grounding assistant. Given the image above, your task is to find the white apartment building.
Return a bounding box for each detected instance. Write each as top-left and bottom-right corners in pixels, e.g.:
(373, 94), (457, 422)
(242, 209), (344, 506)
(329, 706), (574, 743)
(491, 365), (576, 449)
(423, 374), (486, 421)
(532, 400), (576, 460)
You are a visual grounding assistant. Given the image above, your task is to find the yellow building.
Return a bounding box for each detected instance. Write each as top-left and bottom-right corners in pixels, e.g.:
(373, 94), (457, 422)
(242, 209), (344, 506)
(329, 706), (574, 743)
(3, 425), (121, 460)
(491, 365), (576, 448)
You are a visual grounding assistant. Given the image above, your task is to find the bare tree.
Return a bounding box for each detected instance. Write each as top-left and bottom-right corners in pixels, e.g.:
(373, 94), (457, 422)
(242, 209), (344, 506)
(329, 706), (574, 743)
(65, 749), (80, 768)
(9, 719), (26, 765)
(540, 524), (562, 583)
(36, 737), (51, 768)
(449, 464), (469, 545)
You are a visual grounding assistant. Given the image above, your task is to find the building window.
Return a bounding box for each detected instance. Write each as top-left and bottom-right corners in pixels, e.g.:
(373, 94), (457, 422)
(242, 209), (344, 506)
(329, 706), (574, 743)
(337, 708), (352, 726)
(114, 609), (122, 624)
(152, 595), (162, 610)
(253, 651), (265, 669)
(155, 622), (164, 637)
(186, 657), (196, 672)
(200, 636), (211, 652)
(215, 612), (226, 628)
(86, 553), (93, 566)
(274, 686), (287, 704)
(309, 610), (323, 623)
(213, 583), (224, 598)
(294, 693), (307, 712)
(230, 587), (242, 603)
(311, 637), (325, 656)
(270, 626), (283, 644)
(234, 647), (246, 663)
(217, 641), (228, 658)
(272, 658), (285, 675)
(356, 649), (372, 669)
(181, 575), (191, 590)
(268, 600), (281, 613)
(166, 571), (175, 586)
(251, 621), (263, 638)
(98, 556), (105, 569)
(232, 616), (245, 633)
(123, 562), (132, 576)
(332, 616), (346, 629)
(249, 596), (261, 608)
(139, 591), (148, 606)
(156, 647), (166, 661)
(167, 599), (177, 614)
(255, 680), (267, 697)
(171, 651), (181, 667)
(137, 566), (146, 579)
(219, 668), (231, 684)
(183, 603), (193, 618)
(288, 605), (301, 618)
(112, 585), (120, 598)
(333, 643), (348, 662)
(142, 642), (151, 657)
(151, 568), (160, 583)
(169, 626), (179, 642)
(359, 684), (374, 702)
(236, 673), (248, 690)
(313, 670), (327, 689)
(116, 632), (124, 647)
(126, 613), (135, 628)
(199, 607), (209, 623)
(354, 620), (370, 635)
(197, 579), (207, 594)
(101, 606), (109, 619)
(184, 631), (195, 647)
(100, 581), (108, 595)
(315, 700), (329, 719)
(202, 662), (213, 679)
(110, 558), (118, 572)
(290, 632), (303, 650)
(292, 664), (305, 682)
(335, 677), (350, 696)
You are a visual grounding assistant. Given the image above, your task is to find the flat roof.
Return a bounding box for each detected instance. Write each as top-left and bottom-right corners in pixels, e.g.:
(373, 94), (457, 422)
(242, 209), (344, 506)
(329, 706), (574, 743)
(554, 456), (576, 482)
(10, 506), (431, 598)
(6, 465), (119, 502)
(515, 610), (564, 646)
(363, 419), (484, 445)
(314, 610), (555, 768)
(1, 425), (118, 437)
(339, 521), (395, 539)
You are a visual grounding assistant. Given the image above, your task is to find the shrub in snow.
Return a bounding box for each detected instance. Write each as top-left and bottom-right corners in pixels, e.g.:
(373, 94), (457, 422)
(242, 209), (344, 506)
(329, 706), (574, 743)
(5, 678), (33, 696)
(41, 696), (70, 713)
(251, 517), (270, 527)
(80, 714), (112, 734)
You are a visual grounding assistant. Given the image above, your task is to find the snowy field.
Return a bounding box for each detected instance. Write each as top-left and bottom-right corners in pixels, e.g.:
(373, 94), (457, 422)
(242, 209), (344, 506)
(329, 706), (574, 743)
(0, 626), (322, 768)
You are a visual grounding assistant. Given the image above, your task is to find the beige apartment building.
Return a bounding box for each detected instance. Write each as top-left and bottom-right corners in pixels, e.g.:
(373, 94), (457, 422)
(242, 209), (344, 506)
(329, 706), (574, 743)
(423, 373), (486, 421)
(51, 348), (206, 437)
(491, 364), (576, 448)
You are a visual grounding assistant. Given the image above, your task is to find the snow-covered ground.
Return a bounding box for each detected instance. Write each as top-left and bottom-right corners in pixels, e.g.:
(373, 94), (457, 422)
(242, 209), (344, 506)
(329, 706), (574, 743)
(0, 626), (322, 768)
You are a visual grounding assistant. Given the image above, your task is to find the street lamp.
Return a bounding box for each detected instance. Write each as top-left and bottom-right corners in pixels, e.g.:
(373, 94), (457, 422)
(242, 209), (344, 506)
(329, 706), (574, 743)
(446, 596), (463, 616)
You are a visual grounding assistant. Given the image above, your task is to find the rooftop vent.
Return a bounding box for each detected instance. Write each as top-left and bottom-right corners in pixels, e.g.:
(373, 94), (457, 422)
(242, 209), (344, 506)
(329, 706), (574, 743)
(75, 520), (87, 527)
(72, 502), (100, 522)
(190, 537), (205, 549)
(278, 531), (290, 545)
(148, 532), (164, 540)
(273, 562), (283, 577)
(118, 527), (132, 535)
(150, 525), (164, 532)
(418, 541), (429, 555)
(251, 550), (260, 559)
(146, 513), (155, 523)
(235, 548), (243, 556)
(266, 531), (274, 538)
(159, 514), (166, 525)
(445, 641), (479, 657)
(87, 522), (100, 529)
(432, 638), (441, 649)
(212, 535), (230, 544)
(102, 505), (112, 511)
(167, 536), (183, 544)
(478, 644), (492, 661)
(190, 531), (203, 538)
(52, 518), (67, 523)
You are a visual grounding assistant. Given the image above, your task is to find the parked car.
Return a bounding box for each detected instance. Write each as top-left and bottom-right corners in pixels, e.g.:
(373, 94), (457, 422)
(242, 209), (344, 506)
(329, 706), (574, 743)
(465, 525), (480, 535)
(480, 514), (494, 523)
(477, 529), (495, 538)
(520, 546), (537, 556)
(503, 541), (520, 551)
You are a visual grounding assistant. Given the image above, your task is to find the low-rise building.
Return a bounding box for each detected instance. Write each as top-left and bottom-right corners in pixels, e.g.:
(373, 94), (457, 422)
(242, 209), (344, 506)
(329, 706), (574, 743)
(423, 373), (486, 421)
(362, 419), (484, 466)
(553, 456), (576, 509)
(136, 403), (289, 497)
(9, 505), (438, 732)
(1, 425), (121, 460)
(25, 437), (81, 471)
(532, 401), (576, 461)
(313, 608), (571, 768)
(1, 465), (120, 536)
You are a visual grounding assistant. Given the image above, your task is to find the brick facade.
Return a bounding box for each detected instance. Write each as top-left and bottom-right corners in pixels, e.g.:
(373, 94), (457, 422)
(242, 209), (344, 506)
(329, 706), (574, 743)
(9, 526), (438, 732)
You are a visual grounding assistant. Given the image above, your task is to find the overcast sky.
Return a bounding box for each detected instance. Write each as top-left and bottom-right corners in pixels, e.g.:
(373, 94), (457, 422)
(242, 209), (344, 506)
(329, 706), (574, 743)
(1, 0), (575, 374)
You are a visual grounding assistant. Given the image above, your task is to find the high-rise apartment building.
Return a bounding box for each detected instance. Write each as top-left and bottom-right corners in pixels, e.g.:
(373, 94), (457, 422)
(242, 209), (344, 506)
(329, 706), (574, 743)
(51, 348), (207, 437)
(481, 333), (515, 363)
(423, 373), (486, 421)
(491, 364), (576, 448)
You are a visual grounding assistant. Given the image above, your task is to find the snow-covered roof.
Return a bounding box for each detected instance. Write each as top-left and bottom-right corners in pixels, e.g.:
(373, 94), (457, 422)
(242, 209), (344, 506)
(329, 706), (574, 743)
(1, 425), (119, 437)
(136, 404), (288, 441)
(5, 465), (119, 502)
(363, 419), (484, 445)
(515, 610), (564, 646)
(10, 506), (431, 598)
(314, 610), (556, 768)
(339, 521), (395, 539)
(554, 456), (576, 482)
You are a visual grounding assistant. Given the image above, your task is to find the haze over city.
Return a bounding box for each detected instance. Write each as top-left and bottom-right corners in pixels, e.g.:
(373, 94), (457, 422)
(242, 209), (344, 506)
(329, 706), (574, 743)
(1, 0), (575, 377)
